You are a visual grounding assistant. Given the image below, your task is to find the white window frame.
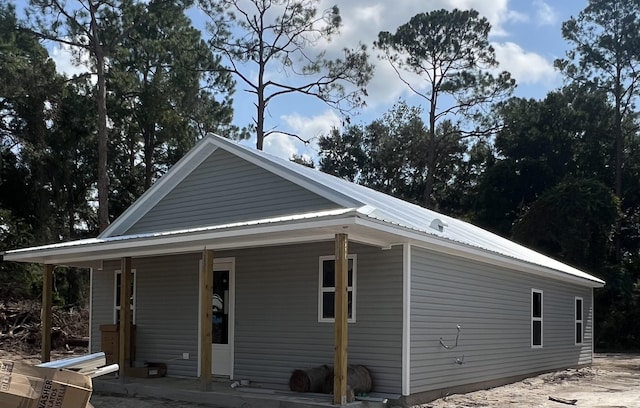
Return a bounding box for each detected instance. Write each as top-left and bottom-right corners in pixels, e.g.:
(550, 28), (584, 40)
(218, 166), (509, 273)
(318, 254), (356, 323)
(575, 297), (583, 346)
(114, 269), (137, 324)
(531, 289), (543, 348)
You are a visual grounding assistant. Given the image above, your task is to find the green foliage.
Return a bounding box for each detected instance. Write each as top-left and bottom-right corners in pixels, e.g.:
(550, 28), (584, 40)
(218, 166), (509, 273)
(25, 0), (128, 231)
(318, 126), (367, 182)
(0, 210), (41, 300)
(2, 0), (241, 303)
(107, 0), (237, 209)
(52, 267), (91, 306)
(319, 101), (472, 211)
(1, 2), (65, 243)
(375, 8), (515, 207)
(556, 0), (640, 202)
(48, 82), (99, 237)
(0, 0), (637, 352)
(472, 87), (615, 235)
(555, 0), (640, 92)
(553, 0), (640, 348)
(375, 8), (515, 126)
(512, 179), (618, 270)
(290, 155), (315, 168)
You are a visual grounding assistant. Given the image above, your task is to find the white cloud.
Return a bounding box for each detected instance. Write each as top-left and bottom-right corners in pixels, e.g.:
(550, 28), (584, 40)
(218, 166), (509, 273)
(506, 9), (529, 24)
(493, 42), (557, 85)
(50, 41), (95, 82)
(534, 0), (558, 26)
(311, 0), (532, 108)
(367, 58), (426, 108)
(352, 4), (384, 26)
(263, 134), (299, 160)
(202, 0), (574, 157)
(263, 109), (342, 159)
(281, 109), (341, 143)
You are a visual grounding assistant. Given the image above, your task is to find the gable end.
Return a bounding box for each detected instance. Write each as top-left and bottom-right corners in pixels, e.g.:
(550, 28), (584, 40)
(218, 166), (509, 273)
(122, 148), (341, 235)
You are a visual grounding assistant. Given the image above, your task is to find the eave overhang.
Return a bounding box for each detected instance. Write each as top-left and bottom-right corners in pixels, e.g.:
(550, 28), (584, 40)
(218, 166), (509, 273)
(2, 207), (605, 289)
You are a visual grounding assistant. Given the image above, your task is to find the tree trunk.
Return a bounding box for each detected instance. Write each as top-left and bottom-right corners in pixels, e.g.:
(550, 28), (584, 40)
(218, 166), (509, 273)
(30, 96), (50, 243)
(423, 72), (438, 209)
(144, 128), (154, 190)
(90, 0), (109, 232)
(255, 7), (266, 151)
(256, 92), (265, 150)
(613, 65), (623, 262)
(424, 143), (436, 210)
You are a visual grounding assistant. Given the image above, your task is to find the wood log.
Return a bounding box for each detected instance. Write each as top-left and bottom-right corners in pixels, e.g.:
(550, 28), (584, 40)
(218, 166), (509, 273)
(66, 337), (90, 348)
(289, 365), (331, 393)
(349, 365), (373, 394)
(549, 396), (577, 405)
(322, 364), (373, 395)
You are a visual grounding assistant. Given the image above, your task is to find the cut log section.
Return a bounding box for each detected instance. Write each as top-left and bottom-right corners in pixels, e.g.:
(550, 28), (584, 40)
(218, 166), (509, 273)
(289, 365), (331, 393)
(289, 364), (372, 398)
(323, 365), (373, 395)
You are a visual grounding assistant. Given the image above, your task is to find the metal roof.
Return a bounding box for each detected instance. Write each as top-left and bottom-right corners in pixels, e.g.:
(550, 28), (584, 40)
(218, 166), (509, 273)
(210, 135), (605, 286)
(3, 134), (605, 287)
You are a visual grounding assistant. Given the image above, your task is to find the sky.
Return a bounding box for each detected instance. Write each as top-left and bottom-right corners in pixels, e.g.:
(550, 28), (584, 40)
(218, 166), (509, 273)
(38, 0), (589, 162)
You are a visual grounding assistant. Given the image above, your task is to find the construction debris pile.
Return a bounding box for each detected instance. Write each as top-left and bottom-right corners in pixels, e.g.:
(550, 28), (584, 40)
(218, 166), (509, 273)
(0, 301), (89, 354)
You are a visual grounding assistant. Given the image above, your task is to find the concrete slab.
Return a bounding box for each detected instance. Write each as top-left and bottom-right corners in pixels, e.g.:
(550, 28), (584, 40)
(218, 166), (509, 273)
(93, 376), (390, 408)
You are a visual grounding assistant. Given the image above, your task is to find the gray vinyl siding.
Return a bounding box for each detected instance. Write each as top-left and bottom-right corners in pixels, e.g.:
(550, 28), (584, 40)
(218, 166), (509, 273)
(89, 242), (403, 391)
(409, 246), (594, 394)
(90, 255), (201, 377)
(225, 242), (404, 394)
(124, 149), (339, 235)
(129, 254), (201, 377)
(90, 260), (119, 353)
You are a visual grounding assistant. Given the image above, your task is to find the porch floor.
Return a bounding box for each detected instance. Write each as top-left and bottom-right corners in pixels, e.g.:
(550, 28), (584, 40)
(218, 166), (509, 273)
(93, 375), (392, 408)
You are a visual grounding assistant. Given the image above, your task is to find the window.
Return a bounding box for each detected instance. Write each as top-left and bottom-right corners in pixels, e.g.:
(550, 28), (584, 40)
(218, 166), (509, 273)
(575, 297), (583, 345)
(531, 289), (543, 348)
(114, 270), (136, 324)
(318, 255), (356, 323)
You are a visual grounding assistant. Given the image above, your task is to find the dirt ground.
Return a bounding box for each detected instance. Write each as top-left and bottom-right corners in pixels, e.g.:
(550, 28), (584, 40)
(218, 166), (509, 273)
(1, 351), (639, 407)
(422, 354), (640, 408)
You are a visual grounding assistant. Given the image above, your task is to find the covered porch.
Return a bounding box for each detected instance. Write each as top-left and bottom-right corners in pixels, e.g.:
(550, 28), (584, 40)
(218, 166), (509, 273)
(3, 209), (406, 405)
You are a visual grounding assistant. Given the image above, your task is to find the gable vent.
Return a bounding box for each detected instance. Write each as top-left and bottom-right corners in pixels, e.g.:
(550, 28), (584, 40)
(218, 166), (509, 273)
(430, 218), (448, 232)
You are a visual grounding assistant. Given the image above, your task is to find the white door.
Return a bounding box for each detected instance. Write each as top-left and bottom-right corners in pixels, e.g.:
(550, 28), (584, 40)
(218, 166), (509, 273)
(212, 261), (234, 376)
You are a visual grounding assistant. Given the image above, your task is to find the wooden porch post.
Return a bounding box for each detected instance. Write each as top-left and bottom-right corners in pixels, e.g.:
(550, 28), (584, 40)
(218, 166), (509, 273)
(200, 249), (214, 391)
(41, 264), (54, 363)
(333, 233), (349, 405)
(119, 257), (132, 383)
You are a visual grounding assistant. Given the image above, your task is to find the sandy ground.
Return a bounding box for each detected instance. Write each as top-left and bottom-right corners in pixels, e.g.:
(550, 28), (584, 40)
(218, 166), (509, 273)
(1, 351), (639, 407)
(422, 354), (640, 408)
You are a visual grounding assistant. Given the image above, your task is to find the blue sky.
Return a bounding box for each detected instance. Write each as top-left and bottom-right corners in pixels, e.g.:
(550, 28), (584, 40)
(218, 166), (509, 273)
(25, 0), (588, 161)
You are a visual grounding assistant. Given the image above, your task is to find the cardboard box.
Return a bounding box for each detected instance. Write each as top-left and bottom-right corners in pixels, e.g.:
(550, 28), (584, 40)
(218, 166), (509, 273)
(0, 360), (92, 408)
(127, 362), (167, 378)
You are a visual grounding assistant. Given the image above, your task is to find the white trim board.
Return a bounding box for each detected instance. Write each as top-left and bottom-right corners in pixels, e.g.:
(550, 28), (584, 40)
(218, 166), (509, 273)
(402, 243), (411, 396)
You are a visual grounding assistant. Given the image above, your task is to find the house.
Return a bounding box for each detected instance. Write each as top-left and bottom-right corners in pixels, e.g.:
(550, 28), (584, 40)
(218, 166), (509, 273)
(3, 134), (604, 405)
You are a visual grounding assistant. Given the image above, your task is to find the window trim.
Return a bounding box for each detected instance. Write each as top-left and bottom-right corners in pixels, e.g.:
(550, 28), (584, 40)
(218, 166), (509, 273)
(114, 269), (137, 324)
(531, 289), (543, 348)
(575, 296), (583, 346)
(318, 254), (357, 323)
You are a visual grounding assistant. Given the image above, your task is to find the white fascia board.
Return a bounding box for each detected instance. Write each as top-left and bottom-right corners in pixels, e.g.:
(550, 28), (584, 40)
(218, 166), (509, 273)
(353, 217), (605, 288)
(99, 138), (220, 238)
(4, 212), (362, 265)
(17, 231), (392, 268)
